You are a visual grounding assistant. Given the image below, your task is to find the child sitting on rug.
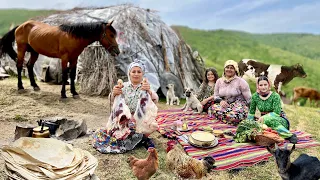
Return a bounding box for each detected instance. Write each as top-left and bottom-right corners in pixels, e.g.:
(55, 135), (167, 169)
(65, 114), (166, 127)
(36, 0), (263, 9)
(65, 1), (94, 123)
(247, 75), (297, 144)
(196, 67), (219, 113)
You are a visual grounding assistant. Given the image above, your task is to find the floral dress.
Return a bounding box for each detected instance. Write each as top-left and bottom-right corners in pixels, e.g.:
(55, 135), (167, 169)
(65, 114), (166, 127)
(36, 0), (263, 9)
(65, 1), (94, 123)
(210, 76), (251, 126)
(196, 83), (214, 112)
(247, 92), (293, 138)
(92, 82), (146, 153)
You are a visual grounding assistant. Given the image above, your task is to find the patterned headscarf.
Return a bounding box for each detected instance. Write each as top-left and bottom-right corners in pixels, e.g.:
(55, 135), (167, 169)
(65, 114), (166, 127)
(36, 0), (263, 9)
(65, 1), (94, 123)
(128, 59), (147, 74)
(127, 59), (147, 83)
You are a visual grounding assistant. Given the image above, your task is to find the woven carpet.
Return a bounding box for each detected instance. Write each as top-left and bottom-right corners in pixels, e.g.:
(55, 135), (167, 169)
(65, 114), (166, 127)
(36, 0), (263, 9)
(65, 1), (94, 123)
(156, 109), (320, 170)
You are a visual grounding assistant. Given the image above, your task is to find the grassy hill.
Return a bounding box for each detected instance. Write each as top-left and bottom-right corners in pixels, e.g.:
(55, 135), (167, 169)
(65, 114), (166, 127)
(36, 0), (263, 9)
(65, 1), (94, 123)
(0, 9), (56, 36)
(173, 26), (320, 98)
(251, 33), (320, 60)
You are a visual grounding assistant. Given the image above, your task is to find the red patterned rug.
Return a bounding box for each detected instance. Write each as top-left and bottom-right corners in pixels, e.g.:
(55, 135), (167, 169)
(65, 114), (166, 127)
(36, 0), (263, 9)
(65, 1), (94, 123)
(156, 109), (320, 170)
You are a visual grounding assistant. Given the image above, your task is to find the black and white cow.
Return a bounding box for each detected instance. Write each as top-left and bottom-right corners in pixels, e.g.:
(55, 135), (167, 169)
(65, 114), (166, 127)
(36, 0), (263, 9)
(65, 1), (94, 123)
(238, 59), (307, 95)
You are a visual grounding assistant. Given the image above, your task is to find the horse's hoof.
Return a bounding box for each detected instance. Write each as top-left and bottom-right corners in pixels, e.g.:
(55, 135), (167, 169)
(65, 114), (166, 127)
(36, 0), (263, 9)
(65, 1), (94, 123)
(34, 86), (40, 91)
(73, 95), (80, 99)
(60, 97), (68, 102)
(18, 89), (26, 94)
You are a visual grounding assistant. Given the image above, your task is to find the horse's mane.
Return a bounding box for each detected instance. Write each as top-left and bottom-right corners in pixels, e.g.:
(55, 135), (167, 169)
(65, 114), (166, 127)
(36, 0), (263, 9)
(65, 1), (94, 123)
(59, 22), (116, 39)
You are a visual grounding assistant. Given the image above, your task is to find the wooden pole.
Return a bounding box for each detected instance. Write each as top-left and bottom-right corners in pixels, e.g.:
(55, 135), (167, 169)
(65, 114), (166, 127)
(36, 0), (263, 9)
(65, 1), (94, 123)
(161, 31), (170, 72)
(178, 41), (186, 88)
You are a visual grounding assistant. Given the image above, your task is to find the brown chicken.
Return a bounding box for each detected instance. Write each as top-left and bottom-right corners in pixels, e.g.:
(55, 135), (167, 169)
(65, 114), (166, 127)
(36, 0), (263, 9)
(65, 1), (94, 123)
(166, 140), (216, 179)
(127, 147), (159, 180)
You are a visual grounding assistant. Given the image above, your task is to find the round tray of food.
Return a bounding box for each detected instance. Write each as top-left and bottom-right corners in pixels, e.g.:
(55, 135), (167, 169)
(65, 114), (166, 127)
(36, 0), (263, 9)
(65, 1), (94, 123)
(188, 131), (219, 148)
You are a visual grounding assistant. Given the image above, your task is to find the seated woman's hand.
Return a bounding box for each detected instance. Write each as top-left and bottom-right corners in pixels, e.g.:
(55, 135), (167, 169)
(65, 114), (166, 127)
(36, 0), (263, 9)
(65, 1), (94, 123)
(141, 79), (151, 91)
(201, 98), (209, 104)
(201, 99), (208, 105)
(220, 100), (230, 108)
(205, 96), (214, 102)
(112, 85), (123, 96)
(203, 96), (213, 103)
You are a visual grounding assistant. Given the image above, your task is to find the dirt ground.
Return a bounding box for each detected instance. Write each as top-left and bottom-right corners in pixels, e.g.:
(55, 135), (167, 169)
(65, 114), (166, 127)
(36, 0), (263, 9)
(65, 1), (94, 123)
(0, 78), (174, 180)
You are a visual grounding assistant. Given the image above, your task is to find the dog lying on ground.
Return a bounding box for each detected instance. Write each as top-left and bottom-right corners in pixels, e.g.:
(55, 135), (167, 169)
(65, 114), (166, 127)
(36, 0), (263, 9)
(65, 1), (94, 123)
(166, 84), (180, 105)
(181, 88), (203, 113)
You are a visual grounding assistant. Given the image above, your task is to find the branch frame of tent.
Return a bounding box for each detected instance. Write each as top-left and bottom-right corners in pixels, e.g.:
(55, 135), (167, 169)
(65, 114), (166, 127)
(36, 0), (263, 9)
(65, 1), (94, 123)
(115, 43), (163, 59)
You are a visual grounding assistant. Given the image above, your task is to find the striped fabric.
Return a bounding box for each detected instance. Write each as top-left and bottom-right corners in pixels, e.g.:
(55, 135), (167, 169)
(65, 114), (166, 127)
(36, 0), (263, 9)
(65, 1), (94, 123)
(156, 109), (320, 171)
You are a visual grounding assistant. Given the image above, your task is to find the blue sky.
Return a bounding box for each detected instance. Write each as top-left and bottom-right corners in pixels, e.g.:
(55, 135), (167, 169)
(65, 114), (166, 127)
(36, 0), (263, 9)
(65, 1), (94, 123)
(2, 0), (320, 34)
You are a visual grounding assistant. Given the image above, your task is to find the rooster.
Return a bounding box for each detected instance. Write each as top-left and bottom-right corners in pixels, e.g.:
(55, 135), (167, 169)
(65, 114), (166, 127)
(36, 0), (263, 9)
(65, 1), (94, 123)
(166, 140), (216, 179)
(127, 147), (159, 180)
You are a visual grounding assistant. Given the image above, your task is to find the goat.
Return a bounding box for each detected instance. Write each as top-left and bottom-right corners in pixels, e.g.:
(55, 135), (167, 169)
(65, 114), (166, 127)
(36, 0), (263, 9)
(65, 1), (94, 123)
(267, 143), (320, 180)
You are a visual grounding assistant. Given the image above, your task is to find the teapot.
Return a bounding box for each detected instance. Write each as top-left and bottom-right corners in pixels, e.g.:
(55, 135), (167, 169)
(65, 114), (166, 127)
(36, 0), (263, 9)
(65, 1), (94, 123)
(37, 119), (59, 135)
(32, 123), (50, 138)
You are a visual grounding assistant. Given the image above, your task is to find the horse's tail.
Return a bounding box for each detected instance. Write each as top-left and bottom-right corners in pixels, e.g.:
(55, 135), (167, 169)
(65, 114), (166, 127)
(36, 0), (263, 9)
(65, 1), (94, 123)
(0, 26), (19, 61)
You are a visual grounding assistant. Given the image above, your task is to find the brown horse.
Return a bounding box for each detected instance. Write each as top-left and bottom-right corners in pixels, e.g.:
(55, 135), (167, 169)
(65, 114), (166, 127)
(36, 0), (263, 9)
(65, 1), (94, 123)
(0, 20), (120, 99)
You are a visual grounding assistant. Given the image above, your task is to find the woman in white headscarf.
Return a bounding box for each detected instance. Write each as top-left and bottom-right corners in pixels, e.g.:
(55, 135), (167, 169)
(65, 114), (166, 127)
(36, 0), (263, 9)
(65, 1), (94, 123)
(209, 60), (251, 126)
(93, 60), (159, 154)
(111, 60), (159, 113)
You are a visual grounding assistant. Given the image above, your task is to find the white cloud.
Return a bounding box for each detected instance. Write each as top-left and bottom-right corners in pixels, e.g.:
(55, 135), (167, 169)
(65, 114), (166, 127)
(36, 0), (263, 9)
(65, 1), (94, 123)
(1, 0), (320, 33)
(136, 0), (204, 13)
(0, 0), (77, 9)
(213, 0), (280, 17)
(227, 2), (320, 33)
(0, 0), (132, 9)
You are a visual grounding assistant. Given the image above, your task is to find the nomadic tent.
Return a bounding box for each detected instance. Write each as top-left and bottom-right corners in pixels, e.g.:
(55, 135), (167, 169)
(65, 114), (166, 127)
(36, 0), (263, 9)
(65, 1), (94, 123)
(0, 4), (205, 97)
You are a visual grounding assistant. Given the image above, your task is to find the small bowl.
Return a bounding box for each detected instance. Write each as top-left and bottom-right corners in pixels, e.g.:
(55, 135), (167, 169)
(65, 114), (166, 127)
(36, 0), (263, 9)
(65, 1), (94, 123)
(213, 130), (224, 137)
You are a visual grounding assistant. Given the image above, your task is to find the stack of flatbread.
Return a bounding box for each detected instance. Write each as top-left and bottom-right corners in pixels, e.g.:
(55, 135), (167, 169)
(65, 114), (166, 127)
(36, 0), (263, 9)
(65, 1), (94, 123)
(1, 137), (98, 180)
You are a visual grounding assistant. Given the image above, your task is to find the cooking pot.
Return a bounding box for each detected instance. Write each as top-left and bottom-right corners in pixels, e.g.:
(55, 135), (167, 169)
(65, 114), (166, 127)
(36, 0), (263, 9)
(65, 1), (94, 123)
(37, 120), (59, 135)
(32, 124), (50, 138)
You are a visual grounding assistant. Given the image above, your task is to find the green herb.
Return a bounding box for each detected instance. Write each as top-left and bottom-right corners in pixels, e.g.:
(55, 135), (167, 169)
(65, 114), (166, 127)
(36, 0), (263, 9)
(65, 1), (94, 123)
(234, 119), (262, 143)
